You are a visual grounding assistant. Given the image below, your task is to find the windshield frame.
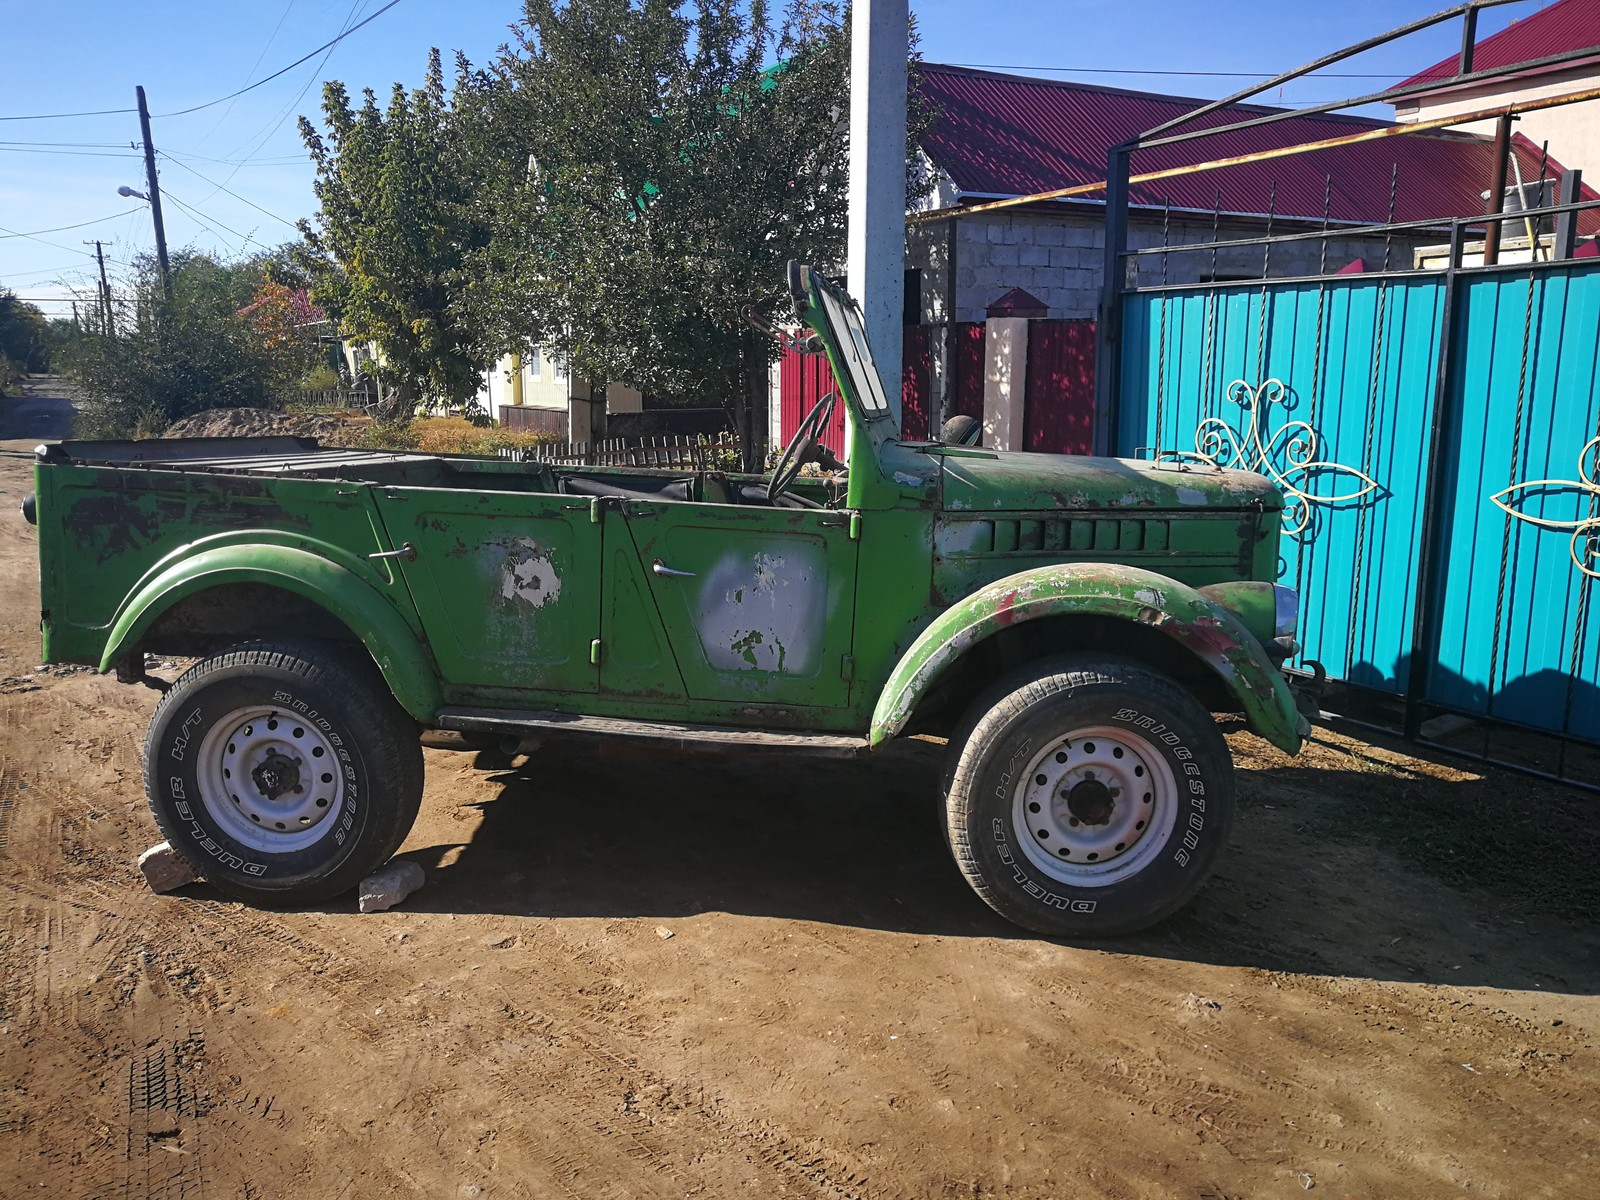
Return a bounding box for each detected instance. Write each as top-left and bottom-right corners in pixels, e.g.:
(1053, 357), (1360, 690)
(813, 274), (897, 429)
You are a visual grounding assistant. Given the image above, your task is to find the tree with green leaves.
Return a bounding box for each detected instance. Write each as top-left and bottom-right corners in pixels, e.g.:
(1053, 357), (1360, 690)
(465, 0), (929, 464)
(299, 49), (489, 422)
(0, 290), (54, 393)
(69, 250), (300, 436)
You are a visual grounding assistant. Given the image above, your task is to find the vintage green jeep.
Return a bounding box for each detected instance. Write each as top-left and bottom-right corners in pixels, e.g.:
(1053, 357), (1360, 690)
(27, 263), (1305, 935)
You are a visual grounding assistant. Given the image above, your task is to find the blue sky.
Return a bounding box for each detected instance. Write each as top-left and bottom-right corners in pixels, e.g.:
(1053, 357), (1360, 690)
(0, 0), (1540, 317)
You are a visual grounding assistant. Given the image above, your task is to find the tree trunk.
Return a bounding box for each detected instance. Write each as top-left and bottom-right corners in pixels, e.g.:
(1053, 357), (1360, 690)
(378, 376), (417, 424)
(738, 334), (767, 473)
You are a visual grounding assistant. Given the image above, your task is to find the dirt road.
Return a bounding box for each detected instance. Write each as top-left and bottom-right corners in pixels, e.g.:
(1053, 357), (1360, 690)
(2, 382), (1597, 1197)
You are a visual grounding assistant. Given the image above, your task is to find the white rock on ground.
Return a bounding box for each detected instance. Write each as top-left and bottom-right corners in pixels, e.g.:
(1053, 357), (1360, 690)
(138, 842), (199, 893)
(359, 861), (426, 913)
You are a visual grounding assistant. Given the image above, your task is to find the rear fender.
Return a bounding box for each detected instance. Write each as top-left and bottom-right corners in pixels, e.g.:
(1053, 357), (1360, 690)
(870, 563), (1307, 753)
(99, 543), (442, 722)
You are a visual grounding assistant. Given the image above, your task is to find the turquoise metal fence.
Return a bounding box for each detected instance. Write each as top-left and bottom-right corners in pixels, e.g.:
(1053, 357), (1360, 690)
(1434, 266), (1600, 743)
(1117, 259), (1600, 763)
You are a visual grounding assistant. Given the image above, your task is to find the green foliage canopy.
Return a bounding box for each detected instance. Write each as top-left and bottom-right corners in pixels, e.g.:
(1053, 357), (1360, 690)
(465, 0), (871, 413)
(299, 50), (490, 418)
(69, 248), (323, 437)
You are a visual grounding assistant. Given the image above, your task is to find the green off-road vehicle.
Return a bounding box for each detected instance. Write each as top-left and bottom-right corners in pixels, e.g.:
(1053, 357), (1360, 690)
(25, 264), (1306, 936)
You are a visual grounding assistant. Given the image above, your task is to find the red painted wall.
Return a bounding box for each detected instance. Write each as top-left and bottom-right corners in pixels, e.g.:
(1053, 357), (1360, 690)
(1024, 319), (1096, 455)
(777, 320), (1096, 454)
(951, 323), (986, 422)
(778, 327), (932, 450)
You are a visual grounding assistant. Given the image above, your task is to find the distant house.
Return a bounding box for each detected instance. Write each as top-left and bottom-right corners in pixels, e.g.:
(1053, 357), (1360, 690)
(1392, 0), (1600, 177)
(476, 349), (644, 442)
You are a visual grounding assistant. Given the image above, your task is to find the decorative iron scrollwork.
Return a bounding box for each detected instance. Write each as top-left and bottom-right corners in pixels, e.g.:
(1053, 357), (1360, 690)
(1491, 437), (1600, 579)
(1160, 378), (1379, 535)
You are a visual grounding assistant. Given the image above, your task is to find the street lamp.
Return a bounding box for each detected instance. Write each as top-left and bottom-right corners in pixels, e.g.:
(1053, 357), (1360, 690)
(117, 185), (149, 201)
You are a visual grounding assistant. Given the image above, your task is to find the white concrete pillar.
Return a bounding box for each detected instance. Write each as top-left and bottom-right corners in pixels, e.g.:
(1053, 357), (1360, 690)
(768, 355), (784, 460)
(568, 378), (593, 445)
(847, 0), (907, 422)
(982, 317), (1029, 451)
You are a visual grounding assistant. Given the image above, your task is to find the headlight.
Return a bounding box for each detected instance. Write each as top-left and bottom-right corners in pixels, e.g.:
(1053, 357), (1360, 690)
(1272, 585), (1298, 641)
(1269, 585), (1300, 661)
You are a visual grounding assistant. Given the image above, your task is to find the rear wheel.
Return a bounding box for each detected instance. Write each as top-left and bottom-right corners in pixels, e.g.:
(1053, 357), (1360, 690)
(943, 655), (1233, 936)
(142, 640), (423, 905)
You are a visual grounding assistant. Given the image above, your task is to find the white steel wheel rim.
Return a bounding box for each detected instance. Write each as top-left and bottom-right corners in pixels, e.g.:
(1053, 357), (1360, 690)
(1011, 724), (1179, 887)
(195, 705), (346, 855)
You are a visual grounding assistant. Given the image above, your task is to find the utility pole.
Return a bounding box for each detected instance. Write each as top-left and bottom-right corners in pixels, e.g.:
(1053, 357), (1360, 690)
(86, 239), (113, 336)
(135, 85), (173, 302)
(846, 0), (908, 425)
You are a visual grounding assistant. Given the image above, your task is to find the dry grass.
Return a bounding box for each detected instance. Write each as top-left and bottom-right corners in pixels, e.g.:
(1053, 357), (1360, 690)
(342, 416), (559, 456)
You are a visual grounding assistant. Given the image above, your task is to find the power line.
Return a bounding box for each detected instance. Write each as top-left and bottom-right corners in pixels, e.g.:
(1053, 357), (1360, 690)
(0, 210), (134, 239)
(200, 0), (367, 197)
(0, 0), (399, 125)
(0, 223), (111, 259)
(0, 262), (92, 281)
(191, 0), (302, 151)
(0, 139), (135, 148)
(161, 156), (302, 229)
(0, 146), (142, 159)
(156, 0), (406, 118)
(0, 105), (137, 124)
(161, 189), (260, 249)
(163, 148), (310, 167)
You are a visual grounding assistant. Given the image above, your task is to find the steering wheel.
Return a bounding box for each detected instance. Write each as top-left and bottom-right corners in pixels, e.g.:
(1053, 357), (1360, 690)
(768, 390), (837, 503)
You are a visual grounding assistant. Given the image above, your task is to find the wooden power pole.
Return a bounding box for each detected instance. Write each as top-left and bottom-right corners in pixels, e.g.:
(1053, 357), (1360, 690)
(135, 85), (173, 302)
(86, 239), (113, 336)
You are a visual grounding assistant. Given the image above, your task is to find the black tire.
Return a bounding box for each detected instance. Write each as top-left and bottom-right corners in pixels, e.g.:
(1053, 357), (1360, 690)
(142, 640), (424, 906)
(944, 655), (1233, 937)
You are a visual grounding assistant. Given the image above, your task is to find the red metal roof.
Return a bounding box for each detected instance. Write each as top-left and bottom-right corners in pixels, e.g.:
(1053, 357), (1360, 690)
(916, 63), (1583, 227)
(1399, 0), (1600, 89)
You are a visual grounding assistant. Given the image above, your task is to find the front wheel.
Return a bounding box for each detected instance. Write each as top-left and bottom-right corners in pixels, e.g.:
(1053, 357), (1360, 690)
(944, 656), (1234, 937)
(142, 640), (424, 906)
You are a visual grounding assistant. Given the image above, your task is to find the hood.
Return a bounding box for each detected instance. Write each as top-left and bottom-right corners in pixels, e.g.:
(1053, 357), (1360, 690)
(936, 450), (1283, 514)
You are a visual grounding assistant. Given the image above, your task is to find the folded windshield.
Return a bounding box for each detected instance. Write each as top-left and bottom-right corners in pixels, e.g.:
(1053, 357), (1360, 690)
(816, 276), (896, 429)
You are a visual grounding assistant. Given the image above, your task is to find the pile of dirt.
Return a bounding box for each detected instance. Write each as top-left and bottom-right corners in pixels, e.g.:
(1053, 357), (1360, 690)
(162, 407), (370, 445)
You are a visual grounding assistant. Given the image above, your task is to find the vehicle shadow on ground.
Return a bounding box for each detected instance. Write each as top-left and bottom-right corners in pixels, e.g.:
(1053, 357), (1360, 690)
(396, 736), (1600, 995)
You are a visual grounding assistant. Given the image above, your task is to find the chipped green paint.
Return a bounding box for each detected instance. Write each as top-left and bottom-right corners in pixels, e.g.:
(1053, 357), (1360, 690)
(869, 563), (1308, 754)
(31, 262), (1306, 761)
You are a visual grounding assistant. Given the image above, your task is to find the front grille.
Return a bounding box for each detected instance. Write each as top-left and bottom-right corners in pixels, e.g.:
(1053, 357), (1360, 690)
(948, 517), (1171, 556)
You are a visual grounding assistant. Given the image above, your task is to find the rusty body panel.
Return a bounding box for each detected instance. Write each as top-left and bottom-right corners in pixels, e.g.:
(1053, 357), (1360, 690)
(30, 265), (1306, 755)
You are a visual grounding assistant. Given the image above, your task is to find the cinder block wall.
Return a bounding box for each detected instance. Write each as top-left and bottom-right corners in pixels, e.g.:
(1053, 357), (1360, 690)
(908, 209), (1437, 324)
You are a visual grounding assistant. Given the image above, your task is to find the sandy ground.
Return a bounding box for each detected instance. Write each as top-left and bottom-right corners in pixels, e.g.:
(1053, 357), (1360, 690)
(2, 376), (1598, 1198)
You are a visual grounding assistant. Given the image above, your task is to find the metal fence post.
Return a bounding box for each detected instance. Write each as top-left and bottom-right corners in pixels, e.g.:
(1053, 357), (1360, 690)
(1553, 168), (1583, 260)
(1094, 144), (1132, 456)
(1404, 220), (1466, 740)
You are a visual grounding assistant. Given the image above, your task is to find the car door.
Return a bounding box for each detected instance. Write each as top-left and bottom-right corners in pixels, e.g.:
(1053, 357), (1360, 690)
(375, 486), (601, 694)
(618, 498), (859, 709)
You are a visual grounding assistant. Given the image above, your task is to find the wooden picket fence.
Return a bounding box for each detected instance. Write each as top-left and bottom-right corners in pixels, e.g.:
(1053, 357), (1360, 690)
(500, 433), (739, 469)
(297, 388), (380, 414)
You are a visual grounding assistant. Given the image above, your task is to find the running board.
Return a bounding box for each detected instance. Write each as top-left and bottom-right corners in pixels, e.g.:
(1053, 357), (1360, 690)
(433, 707), (870, 757)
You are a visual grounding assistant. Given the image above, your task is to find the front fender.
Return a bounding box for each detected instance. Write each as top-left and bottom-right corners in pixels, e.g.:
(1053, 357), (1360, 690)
(99, 543), (443, 722)
(870, 563), (1308, 753)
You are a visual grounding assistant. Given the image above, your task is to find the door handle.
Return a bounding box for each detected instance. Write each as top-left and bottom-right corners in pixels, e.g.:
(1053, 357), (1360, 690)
(369, 542), (418, 562)
(651, 559), (696, 578)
